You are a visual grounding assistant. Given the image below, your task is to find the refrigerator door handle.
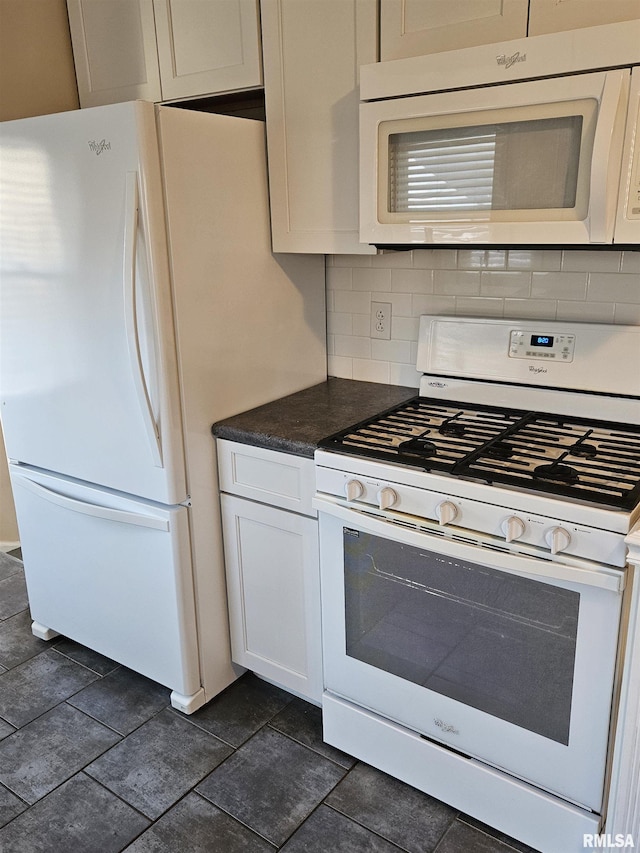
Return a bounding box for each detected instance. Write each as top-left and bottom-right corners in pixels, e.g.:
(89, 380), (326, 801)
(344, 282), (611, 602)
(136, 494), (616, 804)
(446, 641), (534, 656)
(124, 171), (164, 469)
(13, 473), (170, 531)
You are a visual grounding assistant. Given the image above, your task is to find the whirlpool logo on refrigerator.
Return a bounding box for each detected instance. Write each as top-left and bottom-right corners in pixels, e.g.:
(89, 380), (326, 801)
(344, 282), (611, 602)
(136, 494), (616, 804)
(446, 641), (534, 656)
(88, 139), (111, 155)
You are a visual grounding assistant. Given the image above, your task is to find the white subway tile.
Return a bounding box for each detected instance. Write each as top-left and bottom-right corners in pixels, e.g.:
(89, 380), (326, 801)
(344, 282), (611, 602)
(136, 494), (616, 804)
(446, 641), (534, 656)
(375, 291), (413, 317)
(334, 290), (372, 314)
(371, 339), (412, 364)
(326, 266), (352, 291)
(334, 334), (372, 359)
(504, 299), (557, 320)
(331, 254), (373, 268)
(326, 334), (335, 355)
(507, 250), (561, 271)
(391, 268), (434, 293)
(412, 294), (457, 316)
(531, 272), (587, 300)
(389, 363), (421, 388)
(457, 249), (507, 270)
(327, 312), (353, 336)
(561, 251), (621, 272)
(434, 270), (481, 295)
(352, 358), (390, 384)
(412, 249), (457, 269)
(588, 273), (640, 303)
(613, 303), (640, 324)
(392, 316), (421, 341)
(480, 271), (531, 297)
(621, 252), (640, 274)
(327, 355), (353, 378)
(455, 297), (504, 317)
(353, 267), (392, 292)
(352, 313), (370, 337)
(556, 301), (615, 322)
(372, 250), (413, 268)
(325, 290), (335, 313)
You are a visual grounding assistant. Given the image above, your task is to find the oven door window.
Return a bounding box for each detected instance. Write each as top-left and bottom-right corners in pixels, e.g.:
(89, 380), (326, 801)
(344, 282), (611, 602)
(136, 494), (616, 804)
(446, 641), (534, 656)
(343, 529), (579, 745)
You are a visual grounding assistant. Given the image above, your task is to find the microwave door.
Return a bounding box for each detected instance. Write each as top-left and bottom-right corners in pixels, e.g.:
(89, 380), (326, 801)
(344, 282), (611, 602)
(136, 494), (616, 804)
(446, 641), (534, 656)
(360, 69), (631, 246)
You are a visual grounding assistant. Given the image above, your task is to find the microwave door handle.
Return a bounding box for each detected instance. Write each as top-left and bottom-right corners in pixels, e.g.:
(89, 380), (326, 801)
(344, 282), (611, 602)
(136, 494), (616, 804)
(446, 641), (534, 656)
(123, 171), (163, 468)
(588, 70), (630, 242)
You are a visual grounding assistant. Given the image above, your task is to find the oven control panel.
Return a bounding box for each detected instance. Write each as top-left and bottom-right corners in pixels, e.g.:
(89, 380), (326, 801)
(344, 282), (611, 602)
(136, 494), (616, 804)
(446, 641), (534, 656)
(314, 463), (628, 568)
(508, 330), (575, 362)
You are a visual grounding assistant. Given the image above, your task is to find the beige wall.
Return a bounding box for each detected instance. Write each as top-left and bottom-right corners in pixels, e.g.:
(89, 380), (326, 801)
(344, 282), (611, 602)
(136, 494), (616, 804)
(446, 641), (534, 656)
(0, 0), (79, 547)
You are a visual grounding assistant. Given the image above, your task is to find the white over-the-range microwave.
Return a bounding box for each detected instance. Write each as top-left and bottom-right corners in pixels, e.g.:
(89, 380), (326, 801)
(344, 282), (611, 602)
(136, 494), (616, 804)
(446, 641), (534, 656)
(359, 21), (640, 247)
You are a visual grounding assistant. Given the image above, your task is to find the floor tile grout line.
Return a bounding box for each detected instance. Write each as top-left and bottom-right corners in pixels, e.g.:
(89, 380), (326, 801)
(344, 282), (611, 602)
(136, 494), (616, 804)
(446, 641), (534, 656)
(194, 786), (281, 849)
(321, 800), (417, 853)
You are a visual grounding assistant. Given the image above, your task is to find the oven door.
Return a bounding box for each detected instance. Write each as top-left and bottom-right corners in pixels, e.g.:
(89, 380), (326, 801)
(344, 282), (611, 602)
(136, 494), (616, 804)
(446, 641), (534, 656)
(317, 499), (624, 812)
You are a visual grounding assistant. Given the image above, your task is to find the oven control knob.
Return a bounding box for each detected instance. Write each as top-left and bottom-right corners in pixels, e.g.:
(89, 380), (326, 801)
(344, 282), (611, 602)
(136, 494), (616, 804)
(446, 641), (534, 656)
(436, 500), (458, 526)
(377, 486), (398, 510)
(344, 479), (364, 501)
(545, 526), (572, 555)
(501, 516), (526, 543)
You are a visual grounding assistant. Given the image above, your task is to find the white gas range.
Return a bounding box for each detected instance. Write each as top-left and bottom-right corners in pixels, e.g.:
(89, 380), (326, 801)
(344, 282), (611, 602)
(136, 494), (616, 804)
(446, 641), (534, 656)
(314, 316), (640, 853)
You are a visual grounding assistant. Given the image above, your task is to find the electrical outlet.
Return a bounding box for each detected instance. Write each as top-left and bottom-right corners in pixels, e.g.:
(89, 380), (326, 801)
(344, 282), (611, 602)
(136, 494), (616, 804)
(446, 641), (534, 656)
(371, 301), (392, 340)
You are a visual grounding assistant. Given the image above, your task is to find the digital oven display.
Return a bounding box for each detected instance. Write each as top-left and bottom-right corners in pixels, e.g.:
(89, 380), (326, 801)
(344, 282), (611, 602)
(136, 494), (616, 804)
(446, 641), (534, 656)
(530, 335), (554, 348)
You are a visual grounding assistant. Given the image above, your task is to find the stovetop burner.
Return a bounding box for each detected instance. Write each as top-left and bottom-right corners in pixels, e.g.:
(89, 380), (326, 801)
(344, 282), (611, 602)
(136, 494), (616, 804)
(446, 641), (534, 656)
(318, 396), (640, 511)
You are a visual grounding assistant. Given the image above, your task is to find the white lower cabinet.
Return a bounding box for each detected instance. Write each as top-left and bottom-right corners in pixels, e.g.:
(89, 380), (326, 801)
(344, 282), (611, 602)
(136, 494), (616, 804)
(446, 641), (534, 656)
(218, 441), (322, 703)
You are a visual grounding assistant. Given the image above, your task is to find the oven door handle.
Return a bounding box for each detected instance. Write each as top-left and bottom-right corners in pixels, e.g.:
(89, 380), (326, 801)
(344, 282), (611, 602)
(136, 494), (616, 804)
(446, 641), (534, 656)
(315, 496), (625, 594)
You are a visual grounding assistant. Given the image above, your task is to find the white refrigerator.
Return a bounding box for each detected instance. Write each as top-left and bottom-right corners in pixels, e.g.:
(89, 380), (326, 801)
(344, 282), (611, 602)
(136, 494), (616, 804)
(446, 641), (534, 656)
(0, 101), (326, 712)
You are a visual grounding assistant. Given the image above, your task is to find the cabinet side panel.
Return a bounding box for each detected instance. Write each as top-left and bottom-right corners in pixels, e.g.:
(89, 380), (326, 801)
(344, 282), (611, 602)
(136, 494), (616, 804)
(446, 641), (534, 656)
(155, 106), (326, 698)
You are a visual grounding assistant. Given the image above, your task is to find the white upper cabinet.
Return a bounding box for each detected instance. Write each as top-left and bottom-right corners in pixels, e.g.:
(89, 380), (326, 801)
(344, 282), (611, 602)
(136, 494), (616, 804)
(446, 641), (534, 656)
(261, 0), (377, 254)
(380, 0), (529, 61)
(153, 0), (262, 101)
(67, 0), (262, 107)
(380, 0), (640, 61)
(528, 0), (640, 36)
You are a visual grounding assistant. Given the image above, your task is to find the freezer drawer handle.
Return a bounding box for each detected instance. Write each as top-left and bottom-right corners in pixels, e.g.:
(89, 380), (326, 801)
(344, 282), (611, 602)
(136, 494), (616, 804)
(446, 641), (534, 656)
(123, 171), (163, 469)
(13, 475), (170, 531)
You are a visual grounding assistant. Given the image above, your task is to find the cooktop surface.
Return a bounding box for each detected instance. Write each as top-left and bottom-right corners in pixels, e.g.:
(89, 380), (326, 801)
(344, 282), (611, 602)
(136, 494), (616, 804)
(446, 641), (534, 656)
(318, 396), (640, 511)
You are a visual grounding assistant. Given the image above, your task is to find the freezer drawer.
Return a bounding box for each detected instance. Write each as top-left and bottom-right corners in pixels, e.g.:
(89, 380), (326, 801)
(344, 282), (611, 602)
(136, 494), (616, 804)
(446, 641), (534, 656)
(10, 465), (200, 698)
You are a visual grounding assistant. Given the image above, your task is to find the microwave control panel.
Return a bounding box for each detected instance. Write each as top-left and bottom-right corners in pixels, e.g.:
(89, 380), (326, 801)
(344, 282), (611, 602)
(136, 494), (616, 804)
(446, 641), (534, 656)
(508, 330), (575, 362)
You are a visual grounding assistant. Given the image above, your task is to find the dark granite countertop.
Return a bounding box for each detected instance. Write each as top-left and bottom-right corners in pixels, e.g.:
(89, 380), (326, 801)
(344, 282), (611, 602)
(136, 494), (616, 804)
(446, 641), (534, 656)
(212, 377), (418, 458)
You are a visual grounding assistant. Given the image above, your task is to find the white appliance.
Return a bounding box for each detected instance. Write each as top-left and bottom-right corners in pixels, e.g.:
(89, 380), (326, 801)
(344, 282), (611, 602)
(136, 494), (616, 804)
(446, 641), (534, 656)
(314, 316), (640, 853)
(359, 21), (640, 247)
(0, 101), (326, 713)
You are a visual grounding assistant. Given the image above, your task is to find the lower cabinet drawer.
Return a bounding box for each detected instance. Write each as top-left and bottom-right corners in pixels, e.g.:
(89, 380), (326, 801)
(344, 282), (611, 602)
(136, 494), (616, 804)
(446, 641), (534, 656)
(220, 492), (322, 703)
(217, 439), (316, 516)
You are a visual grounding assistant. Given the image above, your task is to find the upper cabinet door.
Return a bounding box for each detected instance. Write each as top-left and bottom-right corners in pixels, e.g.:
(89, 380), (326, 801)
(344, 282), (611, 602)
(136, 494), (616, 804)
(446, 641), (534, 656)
(67, 0), (162, 106)
(67, 0), (262, 107)
(261, 0), (377, 254)
(380, 0), (529, 60)
(528, 0), (640, 36)
(153, 0), (262, 101)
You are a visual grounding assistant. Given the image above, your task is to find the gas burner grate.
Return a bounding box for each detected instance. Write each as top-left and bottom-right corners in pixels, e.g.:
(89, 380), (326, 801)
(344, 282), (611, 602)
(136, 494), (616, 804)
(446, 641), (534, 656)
(318, 396), (640, 510)
(319, 397), (526, 473)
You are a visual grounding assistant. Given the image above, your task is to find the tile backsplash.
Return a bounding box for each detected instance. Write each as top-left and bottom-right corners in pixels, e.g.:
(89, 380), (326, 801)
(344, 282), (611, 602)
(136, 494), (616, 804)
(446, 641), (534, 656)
(326, 248), (640, 387)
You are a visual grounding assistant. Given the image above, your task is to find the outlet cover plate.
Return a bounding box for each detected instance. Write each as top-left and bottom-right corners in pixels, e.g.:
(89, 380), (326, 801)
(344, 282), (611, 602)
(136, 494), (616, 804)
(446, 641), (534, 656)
(371, 301), (391, 340)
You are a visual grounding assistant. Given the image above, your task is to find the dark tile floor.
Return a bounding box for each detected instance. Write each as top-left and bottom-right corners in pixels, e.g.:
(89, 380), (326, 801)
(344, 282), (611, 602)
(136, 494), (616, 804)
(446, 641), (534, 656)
(0, 550), (540, 853)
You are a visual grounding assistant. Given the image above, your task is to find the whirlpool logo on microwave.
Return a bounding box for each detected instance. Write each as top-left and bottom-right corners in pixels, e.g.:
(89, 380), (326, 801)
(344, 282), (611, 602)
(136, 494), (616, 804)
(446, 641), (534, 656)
(496, 50), (527, 69)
